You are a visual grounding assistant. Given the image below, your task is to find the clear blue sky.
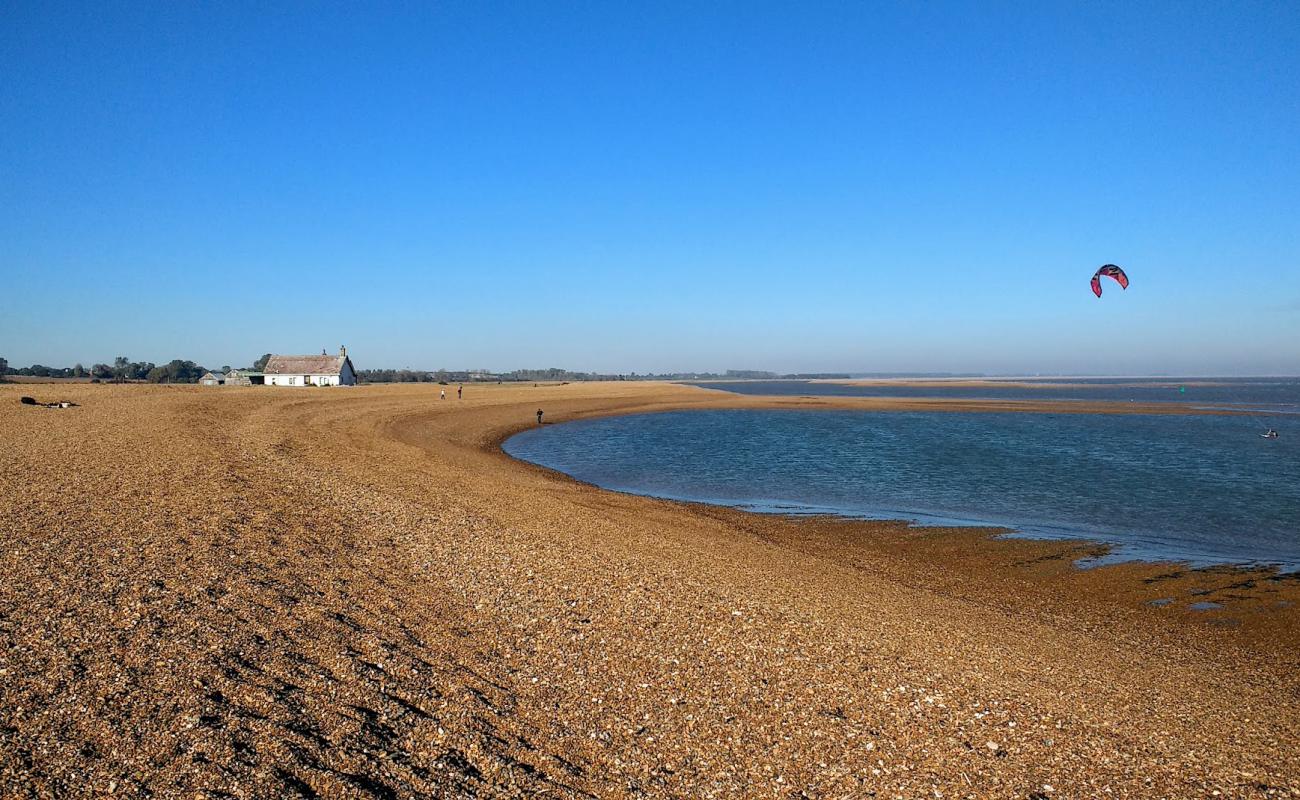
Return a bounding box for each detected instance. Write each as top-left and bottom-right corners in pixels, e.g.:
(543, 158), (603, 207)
(3, 1), (1298, 375)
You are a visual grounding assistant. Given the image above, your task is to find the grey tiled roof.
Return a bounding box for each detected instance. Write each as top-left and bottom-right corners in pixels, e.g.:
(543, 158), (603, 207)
(263, 355), (348, 376)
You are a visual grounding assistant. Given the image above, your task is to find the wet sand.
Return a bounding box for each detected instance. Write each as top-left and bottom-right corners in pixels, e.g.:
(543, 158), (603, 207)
(2, 381), (1297, 798)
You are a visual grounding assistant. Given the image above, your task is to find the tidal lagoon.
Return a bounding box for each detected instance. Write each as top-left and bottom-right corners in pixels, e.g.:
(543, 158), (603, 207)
(505, 405), (1300, 570)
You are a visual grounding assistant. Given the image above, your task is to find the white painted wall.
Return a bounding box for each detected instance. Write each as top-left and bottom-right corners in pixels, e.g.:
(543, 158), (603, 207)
(266, 373), (346, 387)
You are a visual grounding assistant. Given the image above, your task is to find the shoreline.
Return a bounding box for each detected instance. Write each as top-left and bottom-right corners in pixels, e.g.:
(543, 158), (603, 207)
(466, 384), (1300, 641)
(496, 393), (1296, 575)
(468, 385), (1300, 651)
(4, 381), (1298, 796)
(500, 428), (1299, 577)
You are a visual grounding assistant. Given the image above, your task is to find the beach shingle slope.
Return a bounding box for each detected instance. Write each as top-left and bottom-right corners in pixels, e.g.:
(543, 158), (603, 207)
(1, 382), (1297, 798)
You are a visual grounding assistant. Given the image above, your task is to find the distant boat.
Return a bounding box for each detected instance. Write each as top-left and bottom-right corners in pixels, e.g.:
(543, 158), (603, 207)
(1262, 429), (1279, 439)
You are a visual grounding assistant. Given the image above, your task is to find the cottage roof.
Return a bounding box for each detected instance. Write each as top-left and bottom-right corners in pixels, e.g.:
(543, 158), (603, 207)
(200, 371), (224, 380)
(263, 354), (349, 376)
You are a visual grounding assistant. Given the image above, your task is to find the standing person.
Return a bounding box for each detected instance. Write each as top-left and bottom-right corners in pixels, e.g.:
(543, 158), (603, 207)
(440, 388), (446, 400)
(457, 384), (463, 400)
(536, 408), (544, 425)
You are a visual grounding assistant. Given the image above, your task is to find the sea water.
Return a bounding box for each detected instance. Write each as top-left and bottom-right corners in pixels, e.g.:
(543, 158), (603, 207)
(688, 377), (1300, 415)
(504, 408), (1300, 570)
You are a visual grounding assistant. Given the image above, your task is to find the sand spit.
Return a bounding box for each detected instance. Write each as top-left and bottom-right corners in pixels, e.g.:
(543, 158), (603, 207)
(815, 378), (1245, 390)
(2, 382), (1297, 798)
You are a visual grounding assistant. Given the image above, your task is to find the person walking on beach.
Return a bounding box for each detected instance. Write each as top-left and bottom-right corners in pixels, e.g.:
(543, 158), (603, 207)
(536, 408), (544, 425)
(457, 384), (463, 400)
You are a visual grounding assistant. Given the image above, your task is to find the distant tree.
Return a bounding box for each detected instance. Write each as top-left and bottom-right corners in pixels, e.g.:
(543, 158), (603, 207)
(252, 353), (271, 372)
(0, 356), (7, 380)
(91, 363), (113, 380)
(72, 363), (86, 378)
(146, 359), (206, 384)
(112, 356), (130, 383)
(24, 364), (78, 378)
(355, 368), (437, 384)
(220, 365), (231, 374)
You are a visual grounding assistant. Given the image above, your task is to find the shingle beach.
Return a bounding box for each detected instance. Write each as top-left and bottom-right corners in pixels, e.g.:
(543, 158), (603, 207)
(3, 382), (1297, 798)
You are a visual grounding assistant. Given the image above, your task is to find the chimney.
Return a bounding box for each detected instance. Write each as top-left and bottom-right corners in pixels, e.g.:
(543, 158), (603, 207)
(340, 345), (347, 358)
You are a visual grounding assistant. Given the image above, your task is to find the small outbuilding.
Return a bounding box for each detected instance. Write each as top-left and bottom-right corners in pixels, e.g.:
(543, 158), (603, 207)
(198, 371), (225, 386)
(263, 346), (357, 387)
(224, 370), (264, 386)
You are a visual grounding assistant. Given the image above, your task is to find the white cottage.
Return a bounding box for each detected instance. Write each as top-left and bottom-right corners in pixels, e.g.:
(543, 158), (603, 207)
(263, 347), (357, 387)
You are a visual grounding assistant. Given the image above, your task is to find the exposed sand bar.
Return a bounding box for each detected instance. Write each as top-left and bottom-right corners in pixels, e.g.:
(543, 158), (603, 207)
(2, 382), (1297, 797)
(815, 377), (1244, 390)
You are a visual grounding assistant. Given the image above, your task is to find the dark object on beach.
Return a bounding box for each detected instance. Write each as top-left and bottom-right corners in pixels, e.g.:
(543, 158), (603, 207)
(20, 396), (77, 409)
(537, 409), (544, 425)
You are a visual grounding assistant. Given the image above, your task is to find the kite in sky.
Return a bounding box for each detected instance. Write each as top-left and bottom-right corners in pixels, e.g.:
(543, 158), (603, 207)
(1091, 264), (1129, 298)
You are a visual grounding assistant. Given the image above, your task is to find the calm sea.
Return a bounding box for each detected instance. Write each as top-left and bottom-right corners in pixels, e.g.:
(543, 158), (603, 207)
(687, 378), (1300, 414)
(504, 404), (1300, 570)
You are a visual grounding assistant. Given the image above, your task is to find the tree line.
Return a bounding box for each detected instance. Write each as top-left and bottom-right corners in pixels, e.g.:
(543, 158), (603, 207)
(2, 353), (856, 385)
(355, 367), (853, 383)
(1, 354), (273, 384)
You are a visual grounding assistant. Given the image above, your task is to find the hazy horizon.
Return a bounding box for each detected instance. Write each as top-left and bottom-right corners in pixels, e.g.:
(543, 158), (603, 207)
(4, 352), (1300, 381)
(4, 3), (1298, 375)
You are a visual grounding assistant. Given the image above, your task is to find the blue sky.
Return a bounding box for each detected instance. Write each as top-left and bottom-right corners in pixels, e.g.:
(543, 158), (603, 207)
(2, 1), (1298, 374)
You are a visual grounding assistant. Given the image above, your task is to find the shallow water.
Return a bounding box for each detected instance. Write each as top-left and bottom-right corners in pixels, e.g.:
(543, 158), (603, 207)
(688, 378), (1300, 415)
(504, 409), (1300, 571)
